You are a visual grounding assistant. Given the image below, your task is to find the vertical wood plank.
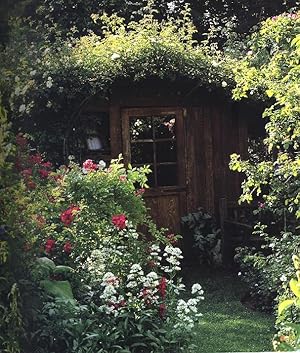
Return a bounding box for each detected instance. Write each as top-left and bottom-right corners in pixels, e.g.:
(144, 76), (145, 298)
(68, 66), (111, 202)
(109, 104), (122, 158)
(203, 104), (215, 214)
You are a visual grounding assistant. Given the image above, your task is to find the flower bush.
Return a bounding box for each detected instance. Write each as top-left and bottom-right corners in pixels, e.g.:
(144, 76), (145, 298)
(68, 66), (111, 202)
(1, 130), (204, 353)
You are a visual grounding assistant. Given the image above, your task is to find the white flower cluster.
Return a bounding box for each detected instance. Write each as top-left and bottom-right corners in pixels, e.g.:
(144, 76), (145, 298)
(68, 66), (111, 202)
(126, 264), (144, 289)
(82, 248), (107, 281)
(162, 245), (183, 273)
(117, 222), (139, 239)
(174, 283), (204, 331)
(99, 272), (125, 316)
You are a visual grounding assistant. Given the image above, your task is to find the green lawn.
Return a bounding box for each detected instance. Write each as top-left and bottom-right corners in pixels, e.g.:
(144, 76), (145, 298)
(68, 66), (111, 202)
(183, 266), (275, 352)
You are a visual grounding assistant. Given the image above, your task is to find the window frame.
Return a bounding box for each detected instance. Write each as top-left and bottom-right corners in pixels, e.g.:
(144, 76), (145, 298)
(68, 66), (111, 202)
(122, 107), (186, 191)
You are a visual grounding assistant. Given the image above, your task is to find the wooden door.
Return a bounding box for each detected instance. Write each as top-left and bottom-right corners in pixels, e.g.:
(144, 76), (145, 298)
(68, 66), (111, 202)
(122, 107), (186, 234)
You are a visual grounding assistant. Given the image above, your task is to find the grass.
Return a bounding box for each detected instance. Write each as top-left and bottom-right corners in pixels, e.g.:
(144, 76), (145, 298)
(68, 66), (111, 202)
(183, 265), (275, 352)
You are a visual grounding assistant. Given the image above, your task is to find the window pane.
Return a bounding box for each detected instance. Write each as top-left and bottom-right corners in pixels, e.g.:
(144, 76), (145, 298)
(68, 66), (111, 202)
(157, 164), (177, 186)
(153, 116), (176, 139)
(156, 141), (177, 163)
(130, 117), (153, 140)
(147, 170), (155, 188)
(131, 142), (153, 164)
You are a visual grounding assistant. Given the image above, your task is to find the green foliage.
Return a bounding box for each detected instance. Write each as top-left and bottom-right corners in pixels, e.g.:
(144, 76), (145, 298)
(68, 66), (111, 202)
(181, 208), (222, 266)
(0, 6), (234, 124)
(274, 255), (300, 351)
(235, 224), (300, 313)
(0, 103), (26, 353)
(231, 12), (300, 218)
(230, 12), (300, 323)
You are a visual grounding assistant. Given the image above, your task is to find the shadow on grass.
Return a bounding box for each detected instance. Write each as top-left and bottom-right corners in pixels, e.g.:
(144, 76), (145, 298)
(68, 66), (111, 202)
(183, 265), (275, 353)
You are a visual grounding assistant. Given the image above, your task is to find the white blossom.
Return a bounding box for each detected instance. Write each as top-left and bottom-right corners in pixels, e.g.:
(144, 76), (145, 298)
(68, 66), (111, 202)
(111, 53), (120, 60)
(19, 104), (26, 113)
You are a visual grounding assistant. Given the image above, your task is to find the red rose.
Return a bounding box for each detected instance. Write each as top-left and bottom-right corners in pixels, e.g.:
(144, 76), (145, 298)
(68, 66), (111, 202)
(158, 277), (167, 299)
(63, 241), (72, 254)
(45, 239), (56, 254)
(159, 303), (166, 319)
(82, 159), (98, 172)
(60, 205), (80, 226)
(112, 214), (127, 230)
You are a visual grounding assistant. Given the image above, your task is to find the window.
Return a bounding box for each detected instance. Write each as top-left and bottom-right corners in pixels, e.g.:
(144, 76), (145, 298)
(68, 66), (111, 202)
(129, 115), (178, 187)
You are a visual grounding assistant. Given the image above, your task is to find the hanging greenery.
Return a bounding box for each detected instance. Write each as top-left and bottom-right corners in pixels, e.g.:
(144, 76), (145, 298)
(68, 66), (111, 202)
(0, 5), (235, 124)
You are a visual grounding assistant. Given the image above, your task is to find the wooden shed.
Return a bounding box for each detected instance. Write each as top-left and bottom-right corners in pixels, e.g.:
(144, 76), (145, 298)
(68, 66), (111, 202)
(70, 78), (264, 236)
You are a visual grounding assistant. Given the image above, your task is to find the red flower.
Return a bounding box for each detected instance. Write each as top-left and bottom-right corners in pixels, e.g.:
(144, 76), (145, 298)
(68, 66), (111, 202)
(63, 241), (72, 254)
(21, 168), (32, 178)
(112, 214), (127, 230)
(39, 169), (50, 179)
(158, 277), (167, 299)
(45, 239), (56, 254)
(119, 175), (127, 182)
(42, 161), (52, 168)
(166, 233), (178, 245)
(30, 154), (43, 165)
(82, 159), (98, 172)
(60, 205), (80, 226)
(135, 188), (145, 196)
(159, 303), (166, 319)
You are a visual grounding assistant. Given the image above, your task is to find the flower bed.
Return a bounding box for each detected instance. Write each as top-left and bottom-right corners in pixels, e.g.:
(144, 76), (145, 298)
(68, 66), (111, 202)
(1, 132), (204, 353)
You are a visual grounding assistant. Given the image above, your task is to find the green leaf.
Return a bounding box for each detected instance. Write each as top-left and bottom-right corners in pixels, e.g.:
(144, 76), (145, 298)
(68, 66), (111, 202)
(53, 265), (73, 275)
(290, 278), (300, 298)
(278, 299), (294, 316)
(36, 257), (56, 269)
(40, 280), (74, 299)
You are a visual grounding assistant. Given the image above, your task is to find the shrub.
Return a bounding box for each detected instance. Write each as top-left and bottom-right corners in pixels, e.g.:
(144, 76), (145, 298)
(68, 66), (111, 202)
(4, 148), (204, 353)
(181, 208), (222, 266)
(235, 223), (300, 313)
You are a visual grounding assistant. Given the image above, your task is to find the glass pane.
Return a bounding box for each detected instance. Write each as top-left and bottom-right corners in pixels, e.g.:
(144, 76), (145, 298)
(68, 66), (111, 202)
(156, 141), (177, 163)
(157, 164), (177, 186)
(131, 142), (153, 164)
(147, 170), (155, 188)
(153, 115), (176, 139)
(130, 117), (153, 140)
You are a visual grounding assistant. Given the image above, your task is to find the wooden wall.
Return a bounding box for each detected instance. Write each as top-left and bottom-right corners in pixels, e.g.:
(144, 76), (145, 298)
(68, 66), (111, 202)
(85, 78), (260, 227)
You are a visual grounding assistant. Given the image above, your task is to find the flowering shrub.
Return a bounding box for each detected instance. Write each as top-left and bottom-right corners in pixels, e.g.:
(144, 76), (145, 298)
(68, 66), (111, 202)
(1, 150), (204, 353)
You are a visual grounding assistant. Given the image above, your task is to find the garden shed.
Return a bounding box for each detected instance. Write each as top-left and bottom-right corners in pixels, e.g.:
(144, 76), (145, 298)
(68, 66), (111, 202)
(69, 78), (264, 235)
